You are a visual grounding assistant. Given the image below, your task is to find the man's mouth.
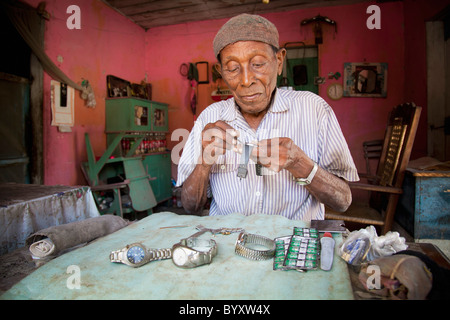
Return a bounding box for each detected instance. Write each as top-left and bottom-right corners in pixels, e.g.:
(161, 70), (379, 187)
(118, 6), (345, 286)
(240, 93), (261, 102)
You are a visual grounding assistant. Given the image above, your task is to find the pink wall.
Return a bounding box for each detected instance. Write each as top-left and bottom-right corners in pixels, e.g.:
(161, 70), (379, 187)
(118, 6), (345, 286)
(20, 0), (450, 188)
(145, 1), (407, 178)
(24, 0), (146, 185)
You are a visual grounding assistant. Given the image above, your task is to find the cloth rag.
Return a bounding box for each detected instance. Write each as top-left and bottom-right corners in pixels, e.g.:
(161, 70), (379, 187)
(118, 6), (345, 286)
(26, 215), (129, 258)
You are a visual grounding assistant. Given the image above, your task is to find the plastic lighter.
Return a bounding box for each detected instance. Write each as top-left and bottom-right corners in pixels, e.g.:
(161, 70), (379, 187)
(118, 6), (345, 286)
(320, 232), (335, 271)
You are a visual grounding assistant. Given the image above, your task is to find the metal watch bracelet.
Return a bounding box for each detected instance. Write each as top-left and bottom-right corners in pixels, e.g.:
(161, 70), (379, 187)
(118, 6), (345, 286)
(235, 232), (276, 261)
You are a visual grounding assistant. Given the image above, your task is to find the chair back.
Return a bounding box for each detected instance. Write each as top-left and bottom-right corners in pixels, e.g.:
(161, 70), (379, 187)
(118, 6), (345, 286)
(376, 103), (421, 188)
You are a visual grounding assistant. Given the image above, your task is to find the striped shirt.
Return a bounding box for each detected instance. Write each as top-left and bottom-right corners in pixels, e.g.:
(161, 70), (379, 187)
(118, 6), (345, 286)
(176, 89), (359, 220)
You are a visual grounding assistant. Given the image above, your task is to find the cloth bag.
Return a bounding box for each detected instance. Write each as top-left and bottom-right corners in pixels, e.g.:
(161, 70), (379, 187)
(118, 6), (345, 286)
(358, 254), (433, 300)
(26, 215), (129, 258)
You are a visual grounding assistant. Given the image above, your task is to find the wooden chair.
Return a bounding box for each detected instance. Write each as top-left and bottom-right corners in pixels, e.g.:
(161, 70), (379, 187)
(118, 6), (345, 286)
(325, 103), (422, 234)
(363, 139), (383, 179)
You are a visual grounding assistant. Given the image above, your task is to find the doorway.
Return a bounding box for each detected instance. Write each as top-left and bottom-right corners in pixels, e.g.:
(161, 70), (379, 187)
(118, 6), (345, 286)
(426, 6), (450, 161)
(0, 6), (44, 184)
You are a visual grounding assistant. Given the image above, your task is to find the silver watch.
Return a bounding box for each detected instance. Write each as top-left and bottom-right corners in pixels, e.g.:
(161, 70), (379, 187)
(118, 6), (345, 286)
(293, 161), (318, 185)
(172, 238), (218, 268)
(235, 232), (276, 261)
(110, 243), (172, 268)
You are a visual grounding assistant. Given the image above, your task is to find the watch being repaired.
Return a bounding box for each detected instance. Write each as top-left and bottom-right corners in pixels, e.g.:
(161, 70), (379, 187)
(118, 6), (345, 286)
(110, 243), (172, 268)
(236, 139), (266, 178)
(237, 143), (254, 179)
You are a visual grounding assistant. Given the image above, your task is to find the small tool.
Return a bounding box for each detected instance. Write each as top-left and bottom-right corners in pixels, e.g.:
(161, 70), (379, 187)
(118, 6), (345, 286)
(186, 225), (245, 239)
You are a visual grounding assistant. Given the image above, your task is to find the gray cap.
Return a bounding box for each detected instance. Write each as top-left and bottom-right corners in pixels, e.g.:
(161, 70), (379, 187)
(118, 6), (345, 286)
(213, 13), (279, 58)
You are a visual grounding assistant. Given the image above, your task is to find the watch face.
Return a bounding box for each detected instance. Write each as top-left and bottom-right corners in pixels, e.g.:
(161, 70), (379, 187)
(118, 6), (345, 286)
(172, 248), (188, 266)
(127, 245), (146, 264)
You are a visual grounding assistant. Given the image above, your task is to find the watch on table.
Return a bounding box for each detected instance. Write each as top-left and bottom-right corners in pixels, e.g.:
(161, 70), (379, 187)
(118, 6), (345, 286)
(235, 232), (276, 261)
(110, 243), (172, 268)
(293, 161), (318, 185)
(172, 237), (218, 268)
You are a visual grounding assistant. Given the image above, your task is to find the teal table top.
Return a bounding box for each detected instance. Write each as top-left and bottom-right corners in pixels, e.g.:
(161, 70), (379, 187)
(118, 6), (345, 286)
(1, 212), (353, 300)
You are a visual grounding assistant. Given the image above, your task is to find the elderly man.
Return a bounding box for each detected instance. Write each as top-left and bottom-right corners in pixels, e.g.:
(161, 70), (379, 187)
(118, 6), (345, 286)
(176, 14), (359, 220)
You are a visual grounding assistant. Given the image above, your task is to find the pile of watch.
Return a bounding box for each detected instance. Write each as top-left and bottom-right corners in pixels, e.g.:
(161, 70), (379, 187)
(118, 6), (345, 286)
(109, 225), (277, 269)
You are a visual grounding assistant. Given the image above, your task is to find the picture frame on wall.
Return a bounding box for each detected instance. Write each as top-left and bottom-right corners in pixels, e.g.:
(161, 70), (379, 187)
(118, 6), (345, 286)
(343, 62), (387, 98)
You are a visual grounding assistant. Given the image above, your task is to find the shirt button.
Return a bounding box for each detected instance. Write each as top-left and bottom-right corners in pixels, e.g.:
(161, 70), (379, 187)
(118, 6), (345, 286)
(220, 165), (226, 170)
(255, 191), (261, 196)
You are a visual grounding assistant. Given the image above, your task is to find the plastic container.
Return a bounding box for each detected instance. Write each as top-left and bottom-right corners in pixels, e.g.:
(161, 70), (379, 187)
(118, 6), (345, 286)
(320, 232), (335, 271)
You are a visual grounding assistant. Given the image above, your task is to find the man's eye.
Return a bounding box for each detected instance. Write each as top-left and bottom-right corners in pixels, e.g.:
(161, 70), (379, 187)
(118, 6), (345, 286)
(252, 63), (265, 68)
(225, 67), (239, 74)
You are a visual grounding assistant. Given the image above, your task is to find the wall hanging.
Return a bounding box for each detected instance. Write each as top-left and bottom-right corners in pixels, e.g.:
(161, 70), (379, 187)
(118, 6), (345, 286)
(343, 62), (388, 98)
(51, 80), (74, 131)
(301, 15), (337, 44)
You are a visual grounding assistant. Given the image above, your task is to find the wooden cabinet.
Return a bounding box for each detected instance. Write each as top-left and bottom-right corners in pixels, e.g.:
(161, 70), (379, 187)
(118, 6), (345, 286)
(142, 153), (172, 203)
(397, 168), (450, 239)
(105, 97), (168, 132)
(105, 98), (172, 203)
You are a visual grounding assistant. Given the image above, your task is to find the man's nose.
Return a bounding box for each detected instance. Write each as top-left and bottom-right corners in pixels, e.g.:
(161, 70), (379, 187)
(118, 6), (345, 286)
(240, 65), (255, 87)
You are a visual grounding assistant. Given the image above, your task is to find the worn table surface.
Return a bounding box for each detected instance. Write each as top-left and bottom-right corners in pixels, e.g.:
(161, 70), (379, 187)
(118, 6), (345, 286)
(1, 212), (354, 300)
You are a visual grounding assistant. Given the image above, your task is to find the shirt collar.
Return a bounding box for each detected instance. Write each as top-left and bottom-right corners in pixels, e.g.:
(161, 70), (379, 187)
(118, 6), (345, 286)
(220, 88), (290, 122)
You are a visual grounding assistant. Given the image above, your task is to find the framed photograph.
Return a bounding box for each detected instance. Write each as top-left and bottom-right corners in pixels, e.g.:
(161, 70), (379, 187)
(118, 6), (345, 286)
(195, 61), (209, 84)
(343, 62), (387, 97)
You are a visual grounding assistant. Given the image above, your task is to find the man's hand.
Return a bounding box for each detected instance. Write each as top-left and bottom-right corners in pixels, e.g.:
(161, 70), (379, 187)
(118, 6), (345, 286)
(200, 121), (239, 166)
(249, 137), (351, 212)
(251, 137), (312, 177)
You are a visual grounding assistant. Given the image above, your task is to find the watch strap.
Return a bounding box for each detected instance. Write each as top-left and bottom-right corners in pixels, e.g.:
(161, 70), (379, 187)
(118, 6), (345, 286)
(293, 161), (318, 185)
(235, 232), (276, 261)
(109, 248), (126, 263)
(151, 248), (172, 261)
(237, 144), (254, 179)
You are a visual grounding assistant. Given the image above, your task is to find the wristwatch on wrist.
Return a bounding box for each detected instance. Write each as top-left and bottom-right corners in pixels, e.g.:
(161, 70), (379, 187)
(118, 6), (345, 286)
(235, 232), (276, 261)
(172, 238), (218, 268)
(293, 161), (318, 186)
(110, 243), (172, 268)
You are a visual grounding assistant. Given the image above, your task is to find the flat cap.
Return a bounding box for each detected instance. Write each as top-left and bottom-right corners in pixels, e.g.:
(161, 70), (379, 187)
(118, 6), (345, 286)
(213, 13), (279, 58)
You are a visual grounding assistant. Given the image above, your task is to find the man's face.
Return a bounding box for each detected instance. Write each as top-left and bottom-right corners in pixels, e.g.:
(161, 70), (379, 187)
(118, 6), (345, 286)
(218, 41), (285, 116)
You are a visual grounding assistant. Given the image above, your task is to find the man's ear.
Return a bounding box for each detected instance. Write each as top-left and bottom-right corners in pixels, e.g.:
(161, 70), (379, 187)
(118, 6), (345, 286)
(276, 48), (286, 76)
(214, 62), (222, 76)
